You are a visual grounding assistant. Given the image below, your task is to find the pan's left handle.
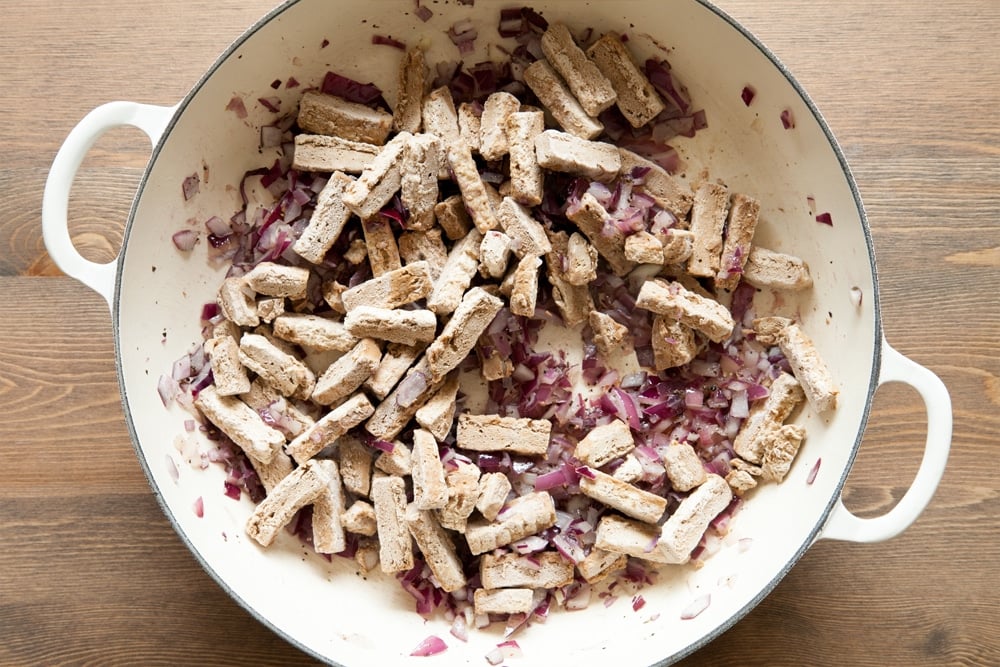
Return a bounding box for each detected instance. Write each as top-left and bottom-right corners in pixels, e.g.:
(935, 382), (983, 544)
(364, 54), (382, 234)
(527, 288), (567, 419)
(42, 101), (176, 309)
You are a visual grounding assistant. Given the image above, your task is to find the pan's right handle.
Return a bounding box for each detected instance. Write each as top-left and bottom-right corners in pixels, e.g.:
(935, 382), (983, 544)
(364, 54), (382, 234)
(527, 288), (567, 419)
(42, 101), (176, 308)
(820, 340), (952, 542)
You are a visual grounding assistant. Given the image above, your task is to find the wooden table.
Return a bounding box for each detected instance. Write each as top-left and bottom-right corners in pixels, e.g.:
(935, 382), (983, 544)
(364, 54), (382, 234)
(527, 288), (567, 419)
(2, 1), (997, 665)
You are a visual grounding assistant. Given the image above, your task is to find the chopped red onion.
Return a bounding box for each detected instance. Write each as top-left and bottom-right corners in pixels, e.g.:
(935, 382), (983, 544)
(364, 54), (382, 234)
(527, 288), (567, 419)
(511, 535), (547, 554)
(741, 85), (756, 106)
(645, 58), (690, 114)
(815, 212), (833, 226)
(396, 372), (428, 407)
(729, 390), (749, 419)
(498, 8), (526, 37)
(534, 462), (578, 491)
(182, 173), (200, 201)
(450, 614), (469, 642)
(552, 533), (586, 563)
(370, 439), (396, 454)
(171, 229), (198, 252)
(684, 388), (703, 409)
(448, 19), (479, 54)
(850, 286), (863, 308)
(165, 454), (179, 482)
(807, 458), (822, 484)
(321, 71), (387, 108)
(414, 0), (433, 22)
(225, 95), (248, 119)
(260, 124), (284, 148)
(257, 96), (281, 113)
(193, 496), (204, 518)
(632, 594), (646, 611)
(680, 594), (710, 620)
(410, 635), (448, 657)
(780, 108), (795, 129)
(563, 582), (592, 610)
(522, 7), (548, 32)
(205, 215), (232, 238)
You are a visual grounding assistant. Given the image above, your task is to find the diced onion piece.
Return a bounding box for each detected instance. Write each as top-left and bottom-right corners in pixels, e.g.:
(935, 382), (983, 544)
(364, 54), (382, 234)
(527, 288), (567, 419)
(730, 390), (749, 419)
(396, 372), (428, 407)
(680, 594), (710, 620)
(321, 71), (386, 107)
(807, 458), (822, 484)
(850, 286), (863, 308)
(448, 18), (478, 54)
(257, 96), (281, 112)
(165, 455), (179, 482)
(410, 635), (448, 657)
(171, 229), (198, 252)
(450, 614), (469, 642)
(225, 95), (248, 119)
(182, 173), (200, 201)
(260, 124), (284, 148)
(415, 2), (433, 22)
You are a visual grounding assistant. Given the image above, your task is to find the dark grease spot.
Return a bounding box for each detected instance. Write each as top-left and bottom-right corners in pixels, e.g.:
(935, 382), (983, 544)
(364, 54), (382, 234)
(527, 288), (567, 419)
(923, 627), (949, 657)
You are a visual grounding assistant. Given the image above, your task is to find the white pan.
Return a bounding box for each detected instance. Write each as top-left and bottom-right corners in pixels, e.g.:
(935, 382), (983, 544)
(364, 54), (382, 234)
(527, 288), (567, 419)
(42, 1), (951, 664)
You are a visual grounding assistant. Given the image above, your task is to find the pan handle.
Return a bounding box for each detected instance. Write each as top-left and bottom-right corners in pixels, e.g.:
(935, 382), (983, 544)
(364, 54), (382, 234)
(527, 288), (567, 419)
(42, 101), (176, 308)
(820, 340), (951, 542)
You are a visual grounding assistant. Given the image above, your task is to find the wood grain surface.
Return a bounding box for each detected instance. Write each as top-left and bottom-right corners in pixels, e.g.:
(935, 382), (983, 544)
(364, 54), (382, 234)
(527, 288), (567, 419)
(1, 1), (997, 665)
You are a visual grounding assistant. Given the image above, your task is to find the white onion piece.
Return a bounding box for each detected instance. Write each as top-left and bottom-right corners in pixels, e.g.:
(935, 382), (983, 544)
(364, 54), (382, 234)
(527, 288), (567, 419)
(395, 372), (428, 407)
(165, 455), (179, 482)
(680, 594), (710, 620)
(450, 614), (469, 642)
(730, 390), (749, 419)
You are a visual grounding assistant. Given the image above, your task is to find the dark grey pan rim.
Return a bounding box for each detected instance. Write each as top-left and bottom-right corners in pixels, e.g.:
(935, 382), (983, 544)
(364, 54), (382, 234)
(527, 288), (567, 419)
(110, 1), (882, 665)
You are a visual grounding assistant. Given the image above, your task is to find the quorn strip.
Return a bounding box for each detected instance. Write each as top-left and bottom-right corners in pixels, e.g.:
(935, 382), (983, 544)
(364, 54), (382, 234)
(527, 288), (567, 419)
(523, 59), (604, 139)
(371, 474), (414, 573)
(194, 385), (284, 465)
(456, 414), (551, 456)
(292, 135), (378, 175)
(285, 393), (374, 465)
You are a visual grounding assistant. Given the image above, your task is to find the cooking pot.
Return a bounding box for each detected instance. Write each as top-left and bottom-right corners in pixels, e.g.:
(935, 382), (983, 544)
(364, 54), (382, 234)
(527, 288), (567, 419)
(42, 0), (952, 664)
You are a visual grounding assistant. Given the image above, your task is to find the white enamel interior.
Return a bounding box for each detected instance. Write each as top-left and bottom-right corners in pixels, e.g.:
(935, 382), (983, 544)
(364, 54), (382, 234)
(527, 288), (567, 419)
(113, 1), (880, 664)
